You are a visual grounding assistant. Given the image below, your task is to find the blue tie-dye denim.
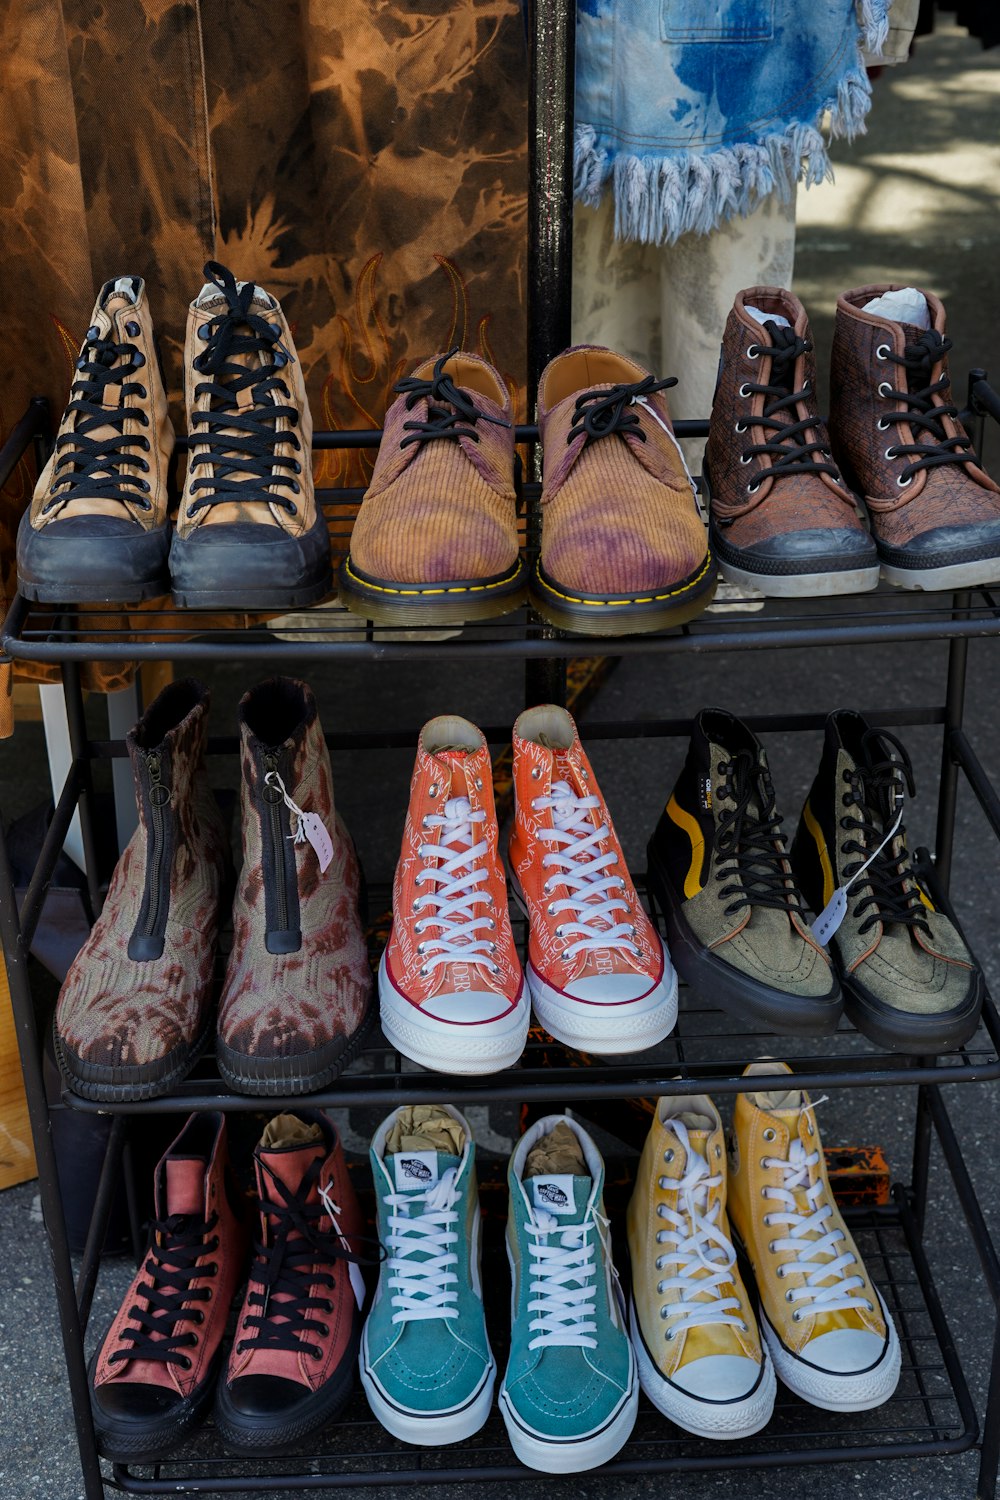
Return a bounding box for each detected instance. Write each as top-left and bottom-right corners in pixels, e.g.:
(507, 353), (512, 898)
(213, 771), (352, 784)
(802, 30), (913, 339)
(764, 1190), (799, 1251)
(573, 0), (890, 245)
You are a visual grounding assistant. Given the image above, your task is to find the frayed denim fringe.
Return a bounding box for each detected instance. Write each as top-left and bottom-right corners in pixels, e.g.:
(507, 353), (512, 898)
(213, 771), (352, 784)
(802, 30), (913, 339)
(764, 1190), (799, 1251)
(575, 61), (875, 246)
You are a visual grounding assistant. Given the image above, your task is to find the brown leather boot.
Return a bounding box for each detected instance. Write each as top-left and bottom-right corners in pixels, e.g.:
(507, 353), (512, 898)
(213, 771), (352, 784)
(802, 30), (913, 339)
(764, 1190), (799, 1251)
(169, 261), (331, 609)
(706, 288), (878, 597)
(89, 1112), (249, 1461)
(830, 284), (1000, 590)
(54, 679), (229, 1101)
(215, 1110), (366, 1453)
(217, 678), (373, 1094)
(17, 275), (173, 603)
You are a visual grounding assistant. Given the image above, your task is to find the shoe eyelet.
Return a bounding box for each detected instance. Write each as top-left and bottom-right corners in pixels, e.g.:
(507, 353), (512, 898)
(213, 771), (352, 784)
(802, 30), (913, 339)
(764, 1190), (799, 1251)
(488, 963), (499, 975)
(768, 1241), (777, 1253)
(487, 918), (496, 930)
(896, 474), (913, 489)
(739, 383), (753, 398)
(180, 1356), (192, 1370)
(428, 783), (439, 799)
(877, 382), (892, 398)
(554, 925), (564, 938)
(875, 342), (891, 361)
(311, 1346), (323, 1360)
(785, 1288), (794, 1300)
(547, 902), (557, 916)
(286, 502), (298, 516)
(735, 422), (748, 434)
(475, 777), (483, 791)
(884, 447), (897, 462)
(777, 1267), (785, 1280)
(198, 323), (212, 340)
(865, 1301), (873, 1312)
(876, 418), (889, 431)
(739, 453), (752, 465)
(657, 1176), (670, 1189)
(488, 942), (496, 953)
(560, 949), (571, 962)
(531, 767), (542, 780)
(760, 1187), (769, 1199)
(663, 1149), (674, 1164)
(126, 320), (140, 337)
(416, 942), (426, 955)
(760, 1157), (771, 1170)
(747, 481), (760, 495)
(665, 1328), (675, 1341)
(132, 351), (146, 368)
(746, 346), (760, 360)
(419, 966), (429, 978)
(715, 1145), (722, 1159)
(763, 1128), (776, 1142)
(581, 768), (590, 781)
(792, 1311), (802, 1322)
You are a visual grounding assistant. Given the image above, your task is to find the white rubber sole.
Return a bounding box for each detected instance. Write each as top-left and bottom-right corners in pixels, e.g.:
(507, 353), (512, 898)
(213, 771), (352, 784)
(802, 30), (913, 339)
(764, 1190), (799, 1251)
(882, 558), (1000, 591)
(717, 560), (881, 598)
(629, 1301), (777, 1441)
(760, 1297), (901, 1412)
(499, 1368), (638, 1474)
(378, 952), (530, 1075)
(525, 952), (678, 1055)
(360, 1327), (497, 1445)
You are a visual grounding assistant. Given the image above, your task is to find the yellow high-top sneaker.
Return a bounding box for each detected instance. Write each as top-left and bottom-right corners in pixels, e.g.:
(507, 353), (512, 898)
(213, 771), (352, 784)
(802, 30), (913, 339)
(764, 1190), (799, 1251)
(626, 1093), (775, 1439)
(728, 1062), (900, 1410)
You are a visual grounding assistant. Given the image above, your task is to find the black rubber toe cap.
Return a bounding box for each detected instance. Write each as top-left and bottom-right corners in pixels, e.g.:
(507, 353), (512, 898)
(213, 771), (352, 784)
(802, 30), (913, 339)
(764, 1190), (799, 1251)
(742, 527), (878, 564)
(169, 509), (331, 602)
(93, 1381), (184, 1423)
(224, 1374), (309, 1417)
(17, 510), (170, 599)
(886, 521), (1000, 562)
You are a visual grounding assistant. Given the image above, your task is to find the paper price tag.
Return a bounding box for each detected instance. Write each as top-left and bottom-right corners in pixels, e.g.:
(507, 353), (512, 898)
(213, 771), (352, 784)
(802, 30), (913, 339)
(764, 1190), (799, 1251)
(297, 811), (333, 873)
(810, 887), (848, 946)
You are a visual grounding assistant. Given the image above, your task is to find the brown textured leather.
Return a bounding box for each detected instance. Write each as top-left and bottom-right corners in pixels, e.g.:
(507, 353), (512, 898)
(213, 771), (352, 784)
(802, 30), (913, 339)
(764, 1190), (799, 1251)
(830, 285), (1000, 547)
(30, 279), (173, 531)
(537, 346), (707, 596)
(706, 288), (864, 550)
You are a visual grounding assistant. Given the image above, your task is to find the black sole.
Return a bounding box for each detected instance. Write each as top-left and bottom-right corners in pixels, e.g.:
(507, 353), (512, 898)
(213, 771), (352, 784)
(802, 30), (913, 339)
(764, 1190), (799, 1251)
(171, 568), (333, 611)
(216, 994), (375, 1097)
(647, 848), (843, 1037)
(529, 555), (717, 637)
(840, 970), (985, 1055)
(339, 555), (527, 626)
(19, 574), (170, 605)
(89, 1347), (221, 1462)
(213, 1317), (361, 1454)
(53, 1013), (212, 1103)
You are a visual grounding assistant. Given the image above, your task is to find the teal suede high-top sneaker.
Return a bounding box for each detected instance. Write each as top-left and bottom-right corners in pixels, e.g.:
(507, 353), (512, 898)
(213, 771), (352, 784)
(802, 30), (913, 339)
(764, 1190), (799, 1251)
(360, 1105), (496, 1445)
(500, 1115), (638, 1473)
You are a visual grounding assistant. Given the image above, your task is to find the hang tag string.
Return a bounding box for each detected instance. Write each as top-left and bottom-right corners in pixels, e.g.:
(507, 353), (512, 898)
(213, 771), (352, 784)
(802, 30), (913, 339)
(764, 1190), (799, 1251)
(810, 795), (905, 947)
(318, 1183), (367, 1310)
(264, 770), (334, 872)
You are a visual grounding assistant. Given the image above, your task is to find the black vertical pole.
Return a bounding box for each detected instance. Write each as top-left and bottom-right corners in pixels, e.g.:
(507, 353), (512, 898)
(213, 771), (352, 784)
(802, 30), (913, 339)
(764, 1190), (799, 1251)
(525, 0), (575, 709)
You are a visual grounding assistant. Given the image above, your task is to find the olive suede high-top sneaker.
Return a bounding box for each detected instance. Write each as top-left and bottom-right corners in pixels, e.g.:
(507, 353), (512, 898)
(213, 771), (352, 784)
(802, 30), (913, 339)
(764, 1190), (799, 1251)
(830, 284), (1000, 590)
(55, 679), (229, 1101)
(216, 678), (373, 1095)
(792, 710), (984, 1053)
(89, 1113), (249, 1461)
(18, 275), (173, 603)
(647, 709), (840, 1035)
(170, 261), (331, 610)
(215, 1111), (366, 1453)
(705, 287), (878, 597)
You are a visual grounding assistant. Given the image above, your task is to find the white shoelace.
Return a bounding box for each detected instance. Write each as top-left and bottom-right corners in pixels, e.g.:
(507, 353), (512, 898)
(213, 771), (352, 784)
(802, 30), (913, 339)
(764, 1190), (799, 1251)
(384, 1166), (460, 1325)
(762, 1135), (870, 1321)
(533, 781), (637, 960)
(413, 797), (498, 976)
(526, 1205), (600, 1351)
(655, 1119), (745, 1336)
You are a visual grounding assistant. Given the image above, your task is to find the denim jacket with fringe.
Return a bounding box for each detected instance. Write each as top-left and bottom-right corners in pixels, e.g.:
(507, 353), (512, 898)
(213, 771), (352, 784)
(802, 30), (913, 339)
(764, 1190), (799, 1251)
(574, 0), (891, 245)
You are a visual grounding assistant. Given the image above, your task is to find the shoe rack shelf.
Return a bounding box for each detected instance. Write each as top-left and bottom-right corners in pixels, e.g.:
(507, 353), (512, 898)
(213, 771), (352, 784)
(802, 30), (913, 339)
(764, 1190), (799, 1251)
(4, 0), (1000, 1487)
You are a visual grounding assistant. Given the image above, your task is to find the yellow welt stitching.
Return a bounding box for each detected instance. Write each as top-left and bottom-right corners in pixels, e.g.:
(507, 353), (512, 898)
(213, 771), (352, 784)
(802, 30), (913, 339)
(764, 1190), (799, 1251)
(535, 553), (714, 607)
(343, 558), (521, 597)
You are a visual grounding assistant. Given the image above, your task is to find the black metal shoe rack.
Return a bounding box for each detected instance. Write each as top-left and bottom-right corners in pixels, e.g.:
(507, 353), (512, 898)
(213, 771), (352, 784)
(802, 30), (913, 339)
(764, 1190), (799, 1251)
(6, 2), (1000, 1495)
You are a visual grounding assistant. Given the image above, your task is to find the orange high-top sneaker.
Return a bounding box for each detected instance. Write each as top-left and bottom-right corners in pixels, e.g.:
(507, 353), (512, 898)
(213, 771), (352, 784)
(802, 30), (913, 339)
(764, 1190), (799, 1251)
(509, 705), (677, 1054)
(380, 716), (528, 1075)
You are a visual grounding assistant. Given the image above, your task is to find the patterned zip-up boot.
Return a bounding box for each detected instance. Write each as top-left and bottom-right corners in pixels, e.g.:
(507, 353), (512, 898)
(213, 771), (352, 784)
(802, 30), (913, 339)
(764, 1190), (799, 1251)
(17, 274), (174, 603)
(54, 679), (229, 1101)
(217, 678), (373, 1095)
(89, 1113), (249, 1459)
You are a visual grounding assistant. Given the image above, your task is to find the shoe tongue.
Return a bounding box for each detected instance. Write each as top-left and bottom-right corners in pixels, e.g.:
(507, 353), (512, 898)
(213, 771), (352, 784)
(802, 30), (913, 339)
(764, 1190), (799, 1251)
(101, 276), (139, 315)
(257, 1114), (326, 1195)
(384, 1105), (466, 1192)
(164, 1157), (206, 1217)
(386, 1149), (462, 1194)
(527, 1173), (592, 1222)
(195, 278), (275, 313)
(864, 287), (930, 332)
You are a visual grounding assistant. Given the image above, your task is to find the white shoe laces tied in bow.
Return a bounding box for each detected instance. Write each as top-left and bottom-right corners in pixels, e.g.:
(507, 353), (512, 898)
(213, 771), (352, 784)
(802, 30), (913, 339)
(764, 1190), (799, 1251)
(762, 1119), (870, 1321)
(655, 1119), (745, 1336)
(414, 797), (498, 976)
(533, 780), (637, 960)
(384, 1166), (460, 1325)
(526, 1204), (601, 1351)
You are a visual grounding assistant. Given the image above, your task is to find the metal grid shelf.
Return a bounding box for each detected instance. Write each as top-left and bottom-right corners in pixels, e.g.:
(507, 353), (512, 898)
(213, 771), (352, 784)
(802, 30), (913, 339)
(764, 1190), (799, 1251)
(104, 1195), (976, 1493)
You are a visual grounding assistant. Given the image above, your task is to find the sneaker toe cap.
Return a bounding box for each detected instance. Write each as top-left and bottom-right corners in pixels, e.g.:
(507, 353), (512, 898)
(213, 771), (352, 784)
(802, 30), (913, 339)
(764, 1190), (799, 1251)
(801, 1328), (887, 1374)
(671, 1353), (764, 1401)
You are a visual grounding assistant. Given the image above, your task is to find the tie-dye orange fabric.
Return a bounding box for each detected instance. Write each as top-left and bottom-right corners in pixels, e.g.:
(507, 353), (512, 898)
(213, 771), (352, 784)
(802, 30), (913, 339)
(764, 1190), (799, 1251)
(0, 0), (528, 727)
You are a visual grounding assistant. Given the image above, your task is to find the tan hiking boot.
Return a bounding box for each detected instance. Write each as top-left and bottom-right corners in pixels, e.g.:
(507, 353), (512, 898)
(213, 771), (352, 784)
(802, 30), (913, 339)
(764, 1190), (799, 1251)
(18, 275), (173, 603)
(170, 262), (331, 609)
(531, 346), (715, 635)
(340, 350), (525, 626)
(830, 283), (1000, 590)
(706, 288), (878, 597)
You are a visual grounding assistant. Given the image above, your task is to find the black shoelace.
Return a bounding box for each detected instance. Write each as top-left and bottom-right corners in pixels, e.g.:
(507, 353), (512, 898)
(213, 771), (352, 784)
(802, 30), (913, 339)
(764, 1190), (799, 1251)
(840, 729), (930, 936)
(568, 374), (677, 447)
(44, 325), (151, 513)
(878, 329), (974, 485)
(187, 261), (301, 516)
(108, 1211), (219, 1370)
(738, 324), (841, 492)
(714, 749), (802, 917)
(396, 348), (510, 449)
(236, 1158), (364, 1362)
